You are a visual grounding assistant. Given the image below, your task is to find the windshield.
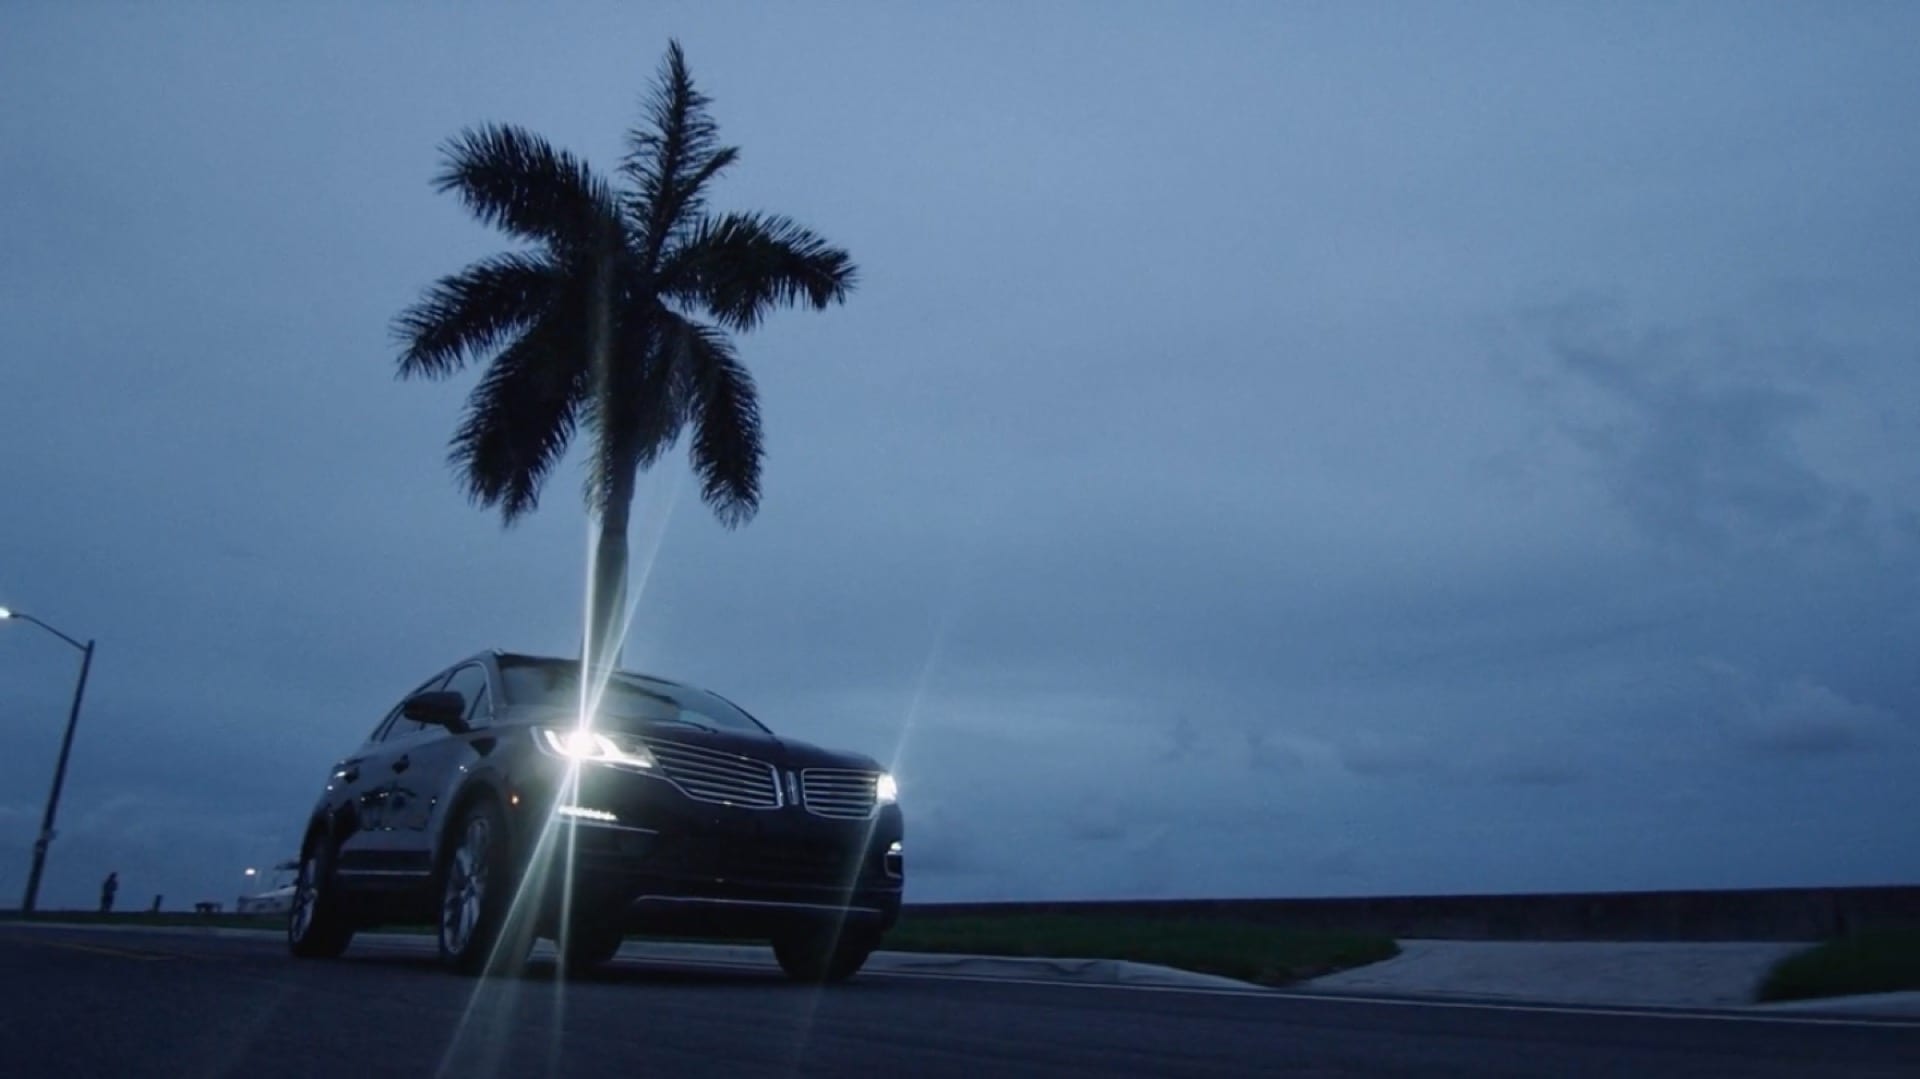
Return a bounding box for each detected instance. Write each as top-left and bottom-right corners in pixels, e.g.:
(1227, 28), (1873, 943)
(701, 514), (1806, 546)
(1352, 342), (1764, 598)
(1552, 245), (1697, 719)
(498, 658), (769, 736)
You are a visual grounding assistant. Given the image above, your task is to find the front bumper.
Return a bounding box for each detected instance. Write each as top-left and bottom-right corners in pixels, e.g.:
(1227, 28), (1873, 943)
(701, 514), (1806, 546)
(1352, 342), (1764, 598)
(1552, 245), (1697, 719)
(512, 763), (905, 938)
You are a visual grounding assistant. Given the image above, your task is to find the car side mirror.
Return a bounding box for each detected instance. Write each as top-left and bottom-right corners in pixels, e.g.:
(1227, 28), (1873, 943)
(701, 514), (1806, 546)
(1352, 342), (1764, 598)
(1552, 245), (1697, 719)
(402, 690), (468, 731)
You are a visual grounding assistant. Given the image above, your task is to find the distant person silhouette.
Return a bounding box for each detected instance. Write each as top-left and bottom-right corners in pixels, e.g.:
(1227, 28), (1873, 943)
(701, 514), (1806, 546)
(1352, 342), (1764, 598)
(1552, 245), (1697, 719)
(99, 871), (118, 913)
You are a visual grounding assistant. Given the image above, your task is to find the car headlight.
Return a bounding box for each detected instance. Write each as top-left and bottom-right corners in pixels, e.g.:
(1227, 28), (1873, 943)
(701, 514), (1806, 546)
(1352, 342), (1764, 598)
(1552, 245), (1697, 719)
(535, 727), (658, 770)
(876, 772), (898, 805)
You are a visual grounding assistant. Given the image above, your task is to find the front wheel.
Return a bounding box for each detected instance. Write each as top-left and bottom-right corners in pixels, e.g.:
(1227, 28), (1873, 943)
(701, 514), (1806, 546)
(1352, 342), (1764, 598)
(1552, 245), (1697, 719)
(561, 926), (625, 972)
(288, 839), (353, 959)
(773, 926), (879, 984)
(436, 799), (531, 976)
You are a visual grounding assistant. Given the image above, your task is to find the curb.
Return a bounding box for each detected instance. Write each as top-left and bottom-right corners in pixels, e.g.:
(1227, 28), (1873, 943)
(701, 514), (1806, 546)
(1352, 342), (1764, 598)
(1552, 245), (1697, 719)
(592, 940), (1257, 991)
(864, 951), (1256, 990)
(0, 920), (1254, 991)
(1748, 990), (1920, 1018)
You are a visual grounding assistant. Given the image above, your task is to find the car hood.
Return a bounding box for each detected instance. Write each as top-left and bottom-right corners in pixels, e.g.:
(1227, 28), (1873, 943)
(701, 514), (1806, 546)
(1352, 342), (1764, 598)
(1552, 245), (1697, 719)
(499, 707), (882, 772)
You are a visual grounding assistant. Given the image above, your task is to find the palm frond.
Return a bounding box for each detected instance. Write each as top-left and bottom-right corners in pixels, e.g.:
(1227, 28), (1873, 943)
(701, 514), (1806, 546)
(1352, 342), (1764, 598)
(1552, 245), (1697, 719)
(675, 313), (762, 526)
(435, 124), (616, 249)
(661, 212), (856, 330)
(660, 145), (739, 251)
(409, 39), (847, 538)
(393, 252), (561, 379)
(582, 308), (684, 513)
(621, 41), (737, 258)
(629, 308), (695, 468)
(447, 314), (588, 522)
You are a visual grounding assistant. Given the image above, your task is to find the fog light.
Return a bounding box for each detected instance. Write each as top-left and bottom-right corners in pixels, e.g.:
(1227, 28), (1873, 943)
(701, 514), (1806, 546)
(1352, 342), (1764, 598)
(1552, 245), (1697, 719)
(557, 805), (618, 823)
(884, 840), (903, 878)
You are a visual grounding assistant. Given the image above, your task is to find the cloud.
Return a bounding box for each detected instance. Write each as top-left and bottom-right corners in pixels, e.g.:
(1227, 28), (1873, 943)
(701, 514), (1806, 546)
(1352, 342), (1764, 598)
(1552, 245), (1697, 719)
(1309, 845), (1371, 882)
(1482, 750), (1586, 787)
(1063, 801), (1132, 844)
(1336, 733), (1437, 779)
(6, 4), (1920, 904)
(1737, 678), (1903, 757)
(1539, 305), (1874, 554)
(1335, 729), (1591, 788)
(0, 804), (36, 839)
(1243, 728), (1308, 773)
(1692, 660), (1906, 758)
(900, 801), (989, 877)
(1163, 715), (1200, 762)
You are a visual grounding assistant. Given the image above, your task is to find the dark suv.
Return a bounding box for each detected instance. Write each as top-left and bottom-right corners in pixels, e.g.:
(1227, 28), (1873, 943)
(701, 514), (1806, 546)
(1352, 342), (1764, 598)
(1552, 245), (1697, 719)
(287, 651), (904, 982)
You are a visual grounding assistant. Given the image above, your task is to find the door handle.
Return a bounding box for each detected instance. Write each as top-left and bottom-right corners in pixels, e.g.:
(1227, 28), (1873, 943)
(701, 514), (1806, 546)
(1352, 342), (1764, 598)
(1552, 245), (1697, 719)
(391, 755), (411, 774)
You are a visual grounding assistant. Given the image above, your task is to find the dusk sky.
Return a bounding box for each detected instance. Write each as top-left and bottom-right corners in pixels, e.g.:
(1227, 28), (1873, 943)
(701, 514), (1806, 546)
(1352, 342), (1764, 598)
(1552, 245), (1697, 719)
(4, 2), (1918, 910)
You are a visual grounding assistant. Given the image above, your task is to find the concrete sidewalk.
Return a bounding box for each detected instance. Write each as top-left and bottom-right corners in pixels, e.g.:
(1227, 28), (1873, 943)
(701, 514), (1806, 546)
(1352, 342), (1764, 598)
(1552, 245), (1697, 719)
(1305, 939), (1812, 1009)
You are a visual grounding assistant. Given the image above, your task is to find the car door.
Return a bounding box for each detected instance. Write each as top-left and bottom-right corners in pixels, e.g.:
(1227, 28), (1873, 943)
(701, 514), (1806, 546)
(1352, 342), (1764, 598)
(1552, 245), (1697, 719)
(349, 671), (451, 873)
(332, 700), (418, 872)
(385, 661), (495, 874)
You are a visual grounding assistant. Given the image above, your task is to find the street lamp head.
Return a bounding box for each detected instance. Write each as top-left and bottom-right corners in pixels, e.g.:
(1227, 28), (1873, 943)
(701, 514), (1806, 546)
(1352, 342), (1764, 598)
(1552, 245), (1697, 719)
(0, 607), (13, 620)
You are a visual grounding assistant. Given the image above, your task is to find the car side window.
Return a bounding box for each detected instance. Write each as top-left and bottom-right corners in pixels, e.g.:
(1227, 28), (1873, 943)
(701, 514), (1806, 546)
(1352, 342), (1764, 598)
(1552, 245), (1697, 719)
(442, 664), (491, 729)
(379, 672), (450, 741)
(368, 703), (405, 744)
(466, 681), (493, 728)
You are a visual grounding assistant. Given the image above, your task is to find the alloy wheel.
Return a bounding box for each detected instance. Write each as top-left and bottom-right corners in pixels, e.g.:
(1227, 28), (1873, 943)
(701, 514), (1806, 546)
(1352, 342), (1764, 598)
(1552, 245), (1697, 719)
(442, 815), (492, 956)
(288, 854), (318, 942)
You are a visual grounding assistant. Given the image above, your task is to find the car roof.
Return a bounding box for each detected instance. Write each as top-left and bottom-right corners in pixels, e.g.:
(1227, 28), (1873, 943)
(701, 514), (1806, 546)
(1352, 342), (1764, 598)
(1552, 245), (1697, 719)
(481, 650), (691, 690)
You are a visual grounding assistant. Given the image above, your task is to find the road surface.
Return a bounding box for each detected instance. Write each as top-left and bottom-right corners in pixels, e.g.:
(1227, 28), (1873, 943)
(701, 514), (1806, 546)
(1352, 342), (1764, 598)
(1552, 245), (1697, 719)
(0, 925), (1913, 1077)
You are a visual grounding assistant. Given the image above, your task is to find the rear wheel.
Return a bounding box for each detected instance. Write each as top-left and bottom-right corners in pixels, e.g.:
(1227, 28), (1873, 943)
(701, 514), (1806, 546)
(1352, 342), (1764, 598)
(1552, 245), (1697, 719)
(773, 926), (879, 984)
(287, 838), (353, 959)
(436, 799), (531, 976)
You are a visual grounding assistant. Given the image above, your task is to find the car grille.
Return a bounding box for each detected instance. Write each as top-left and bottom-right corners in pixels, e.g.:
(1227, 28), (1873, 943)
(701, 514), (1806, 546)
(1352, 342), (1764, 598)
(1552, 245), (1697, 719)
(801, 769), (880, 819)
(645, 740), (781, 809)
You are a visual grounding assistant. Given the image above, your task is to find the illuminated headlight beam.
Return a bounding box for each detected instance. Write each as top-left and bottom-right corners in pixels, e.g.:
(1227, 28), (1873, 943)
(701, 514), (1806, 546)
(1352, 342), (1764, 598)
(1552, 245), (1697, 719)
(535, 727), (658, 770)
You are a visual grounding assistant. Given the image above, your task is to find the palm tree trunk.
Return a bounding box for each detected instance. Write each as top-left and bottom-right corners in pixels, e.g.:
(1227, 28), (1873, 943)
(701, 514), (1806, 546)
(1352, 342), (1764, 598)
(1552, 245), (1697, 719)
(586, 466), (633, 679)
(583, 234), (626, 680)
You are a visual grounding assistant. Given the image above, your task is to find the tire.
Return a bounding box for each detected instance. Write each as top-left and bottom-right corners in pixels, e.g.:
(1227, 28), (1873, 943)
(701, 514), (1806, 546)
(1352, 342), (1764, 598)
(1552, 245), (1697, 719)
(287, 838), (353, 959)
(773, 926), (879, 984)
(560, 925), (625, 972)
(436, 798), (531, 976)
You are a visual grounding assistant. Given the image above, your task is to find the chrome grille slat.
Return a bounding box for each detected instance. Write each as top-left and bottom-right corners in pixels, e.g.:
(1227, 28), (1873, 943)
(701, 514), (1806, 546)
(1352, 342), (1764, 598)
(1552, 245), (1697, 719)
(801, 768), (880, 819)
(650, 758), (756, 782)
(645, 741), (781, 808)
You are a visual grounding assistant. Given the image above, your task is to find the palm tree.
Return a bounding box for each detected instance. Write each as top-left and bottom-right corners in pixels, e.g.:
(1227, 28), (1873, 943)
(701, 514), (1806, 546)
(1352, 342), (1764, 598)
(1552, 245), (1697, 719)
(394, 42), (855, 671)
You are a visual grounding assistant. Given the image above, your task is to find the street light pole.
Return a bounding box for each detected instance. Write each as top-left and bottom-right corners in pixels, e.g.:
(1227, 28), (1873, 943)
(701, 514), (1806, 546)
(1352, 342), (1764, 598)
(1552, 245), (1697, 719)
(0, 608), (96, 915)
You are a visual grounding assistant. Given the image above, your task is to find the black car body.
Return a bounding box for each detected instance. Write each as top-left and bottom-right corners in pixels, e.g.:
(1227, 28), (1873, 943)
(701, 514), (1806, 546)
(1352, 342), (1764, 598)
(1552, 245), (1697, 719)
(288, 651), (903, 981)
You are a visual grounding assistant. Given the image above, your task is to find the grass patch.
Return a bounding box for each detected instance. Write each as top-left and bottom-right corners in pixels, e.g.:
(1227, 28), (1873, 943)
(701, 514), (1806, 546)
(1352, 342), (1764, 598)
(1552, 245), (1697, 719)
(1757, 928), (1920, 1002)
(881, 913), (1398, 986)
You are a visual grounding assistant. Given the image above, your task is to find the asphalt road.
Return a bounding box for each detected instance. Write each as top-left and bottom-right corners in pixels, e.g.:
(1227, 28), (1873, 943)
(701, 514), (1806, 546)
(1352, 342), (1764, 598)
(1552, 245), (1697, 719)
(1, 926), (1914, 1077)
